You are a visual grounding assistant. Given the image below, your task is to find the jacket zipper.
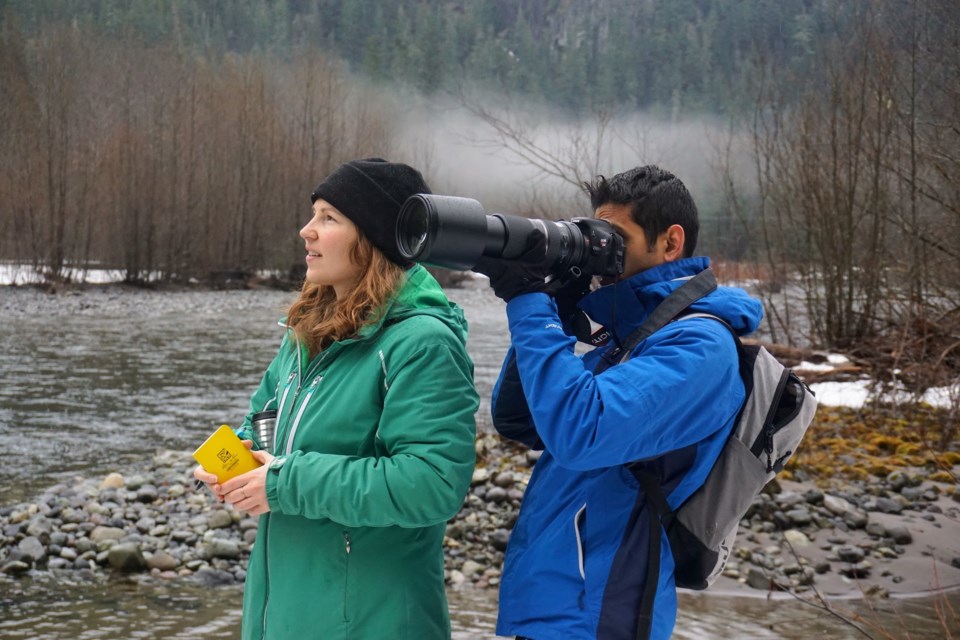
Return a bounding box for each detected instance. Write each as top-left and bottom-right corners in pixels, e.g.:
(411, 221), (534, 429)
(284, 375), (323, 454)
(274, 343), (327, 446)
(273, 346), (327, 456)
(276, 372), (297, 420)
(257, 338), (333, 636)
(574, 504), (587, 580)
(257, 370), (295, 640)
(766, 375), (808, 472)
(749, 369), (795, 470)
(257, 365), (299, 639)
(259, 512), (272, 640)
(297, 348), (329, 396)
(258, 339), (333, 634)
(343, 531), (351, 621)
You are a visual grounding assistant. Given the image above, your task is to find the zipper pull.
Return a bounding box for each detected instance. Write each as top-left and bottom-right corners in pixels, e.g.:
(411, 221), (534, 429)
(344, 532), (351, 554)
(765, 427), (776, 472)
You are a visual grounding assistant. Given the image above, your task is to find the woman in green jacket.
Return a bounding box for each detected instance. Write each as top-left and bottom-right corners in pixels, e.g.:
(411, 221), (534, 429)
(194, 158), (478, 640)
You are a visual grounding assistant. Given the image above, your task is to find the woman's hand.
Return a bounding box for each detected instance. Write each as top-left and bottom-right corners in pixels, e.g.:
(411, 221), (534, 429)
(220, 440), (276, 516)
(193, 464), (223, 502)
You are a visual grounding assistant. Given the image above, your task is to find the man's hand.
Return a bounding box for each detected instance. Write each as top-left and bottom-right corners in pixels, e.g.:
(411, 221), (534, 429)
(474, 231), (550, 302)
(553, 270), (592, 322)
(552, 270), (594, 341)
(474, 229), (594, 334)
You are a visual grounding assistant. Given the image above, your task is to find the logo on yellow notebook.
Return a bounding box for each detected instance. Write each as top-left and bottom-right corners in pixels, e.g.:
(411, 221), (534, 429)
(193, 424), (262, 483)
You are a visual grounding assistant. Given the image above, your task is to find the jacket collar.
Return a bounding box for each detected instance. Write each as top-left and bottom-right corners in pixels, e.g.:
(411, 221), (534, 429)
(579, 256), (711, 343)
(288, 264), (467, 368)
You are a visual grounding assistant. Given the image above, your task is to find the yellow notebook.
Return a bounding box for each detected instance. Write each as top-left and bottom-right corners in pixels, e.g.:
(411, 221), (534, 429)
(192, 424), (262, 483)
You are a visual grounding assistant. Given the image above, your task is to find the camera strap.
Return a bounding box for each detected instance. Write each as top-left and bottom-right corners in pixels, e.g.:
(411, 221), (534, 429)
(588, 327), (614, 347)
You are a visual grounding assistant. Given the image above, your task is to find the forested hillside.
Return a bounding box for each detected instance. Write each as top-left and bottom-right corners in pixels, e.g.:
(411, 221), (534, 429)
(2, 0), (958, 361)
(4, 0), (847, 114)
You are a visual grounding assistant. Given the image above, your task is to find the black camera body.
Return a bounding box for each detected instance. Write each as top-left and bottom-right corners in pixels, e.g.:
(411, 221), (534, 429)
(563, 217), (624, 279)
(395, 194), (624, 278)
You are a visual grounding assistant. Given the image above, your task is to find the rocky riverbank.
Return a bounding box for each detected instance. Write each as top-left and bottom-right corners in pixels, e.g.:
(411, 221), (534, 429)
(2, 433), (959, 601)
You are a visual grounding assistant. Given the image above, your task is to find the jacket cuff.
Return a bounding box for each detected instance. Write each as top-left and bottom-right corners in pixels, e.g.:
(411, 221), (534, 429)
(264, 456), (286, 512)
(505, 292), (554, 318)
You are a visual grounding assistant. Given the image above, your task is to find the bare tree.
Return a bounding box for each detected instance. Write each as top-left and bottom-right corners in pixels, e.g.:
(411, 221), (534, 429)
(717, 0), (958, 438)
(724, 5), (902, 349)
(0, 21), (406, 286)
(456, 90), (655, 216)
(0, 13), (42, 271)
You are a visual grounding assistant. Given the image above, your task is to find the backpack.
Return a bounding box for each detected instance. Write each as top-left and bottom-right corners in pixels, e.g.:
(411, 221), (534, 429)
(591, 268), (818, 640)
(647, 311), (816, 588)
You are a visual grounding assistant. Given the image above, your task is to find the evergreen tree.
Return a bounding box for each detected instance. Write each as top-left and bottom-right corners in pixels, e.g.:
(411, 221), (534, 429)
(2, 0), (858, 116)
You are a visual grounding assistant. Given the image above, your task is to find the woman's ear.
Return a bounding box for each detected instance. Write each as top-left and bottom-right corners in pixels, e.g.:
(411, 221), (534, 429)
(663, 224), (686, 261)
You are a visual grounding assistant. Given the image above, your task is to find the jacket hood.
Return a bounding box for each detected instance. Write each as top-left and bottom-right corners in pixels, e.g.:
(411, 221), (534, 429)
(368, 264), (469, 345)
(579, 256), (763, 341)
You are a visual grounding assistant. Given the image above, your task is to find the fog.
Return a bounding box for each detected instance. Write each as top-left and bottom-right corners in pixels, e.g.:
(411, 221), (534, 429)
(389, 91), (754, 220)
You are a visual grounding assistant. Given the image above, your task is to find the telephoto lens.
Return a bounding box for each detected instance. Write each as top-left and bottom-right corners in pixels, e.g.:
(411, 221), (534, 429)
(396, 194), (624, 277)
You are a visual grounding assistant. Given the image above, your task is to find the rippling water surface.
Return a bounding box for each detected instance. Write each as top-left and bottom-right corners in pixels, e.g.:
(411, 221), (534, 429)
(1, 281), (957, 638)
(0, 281), (509, 505)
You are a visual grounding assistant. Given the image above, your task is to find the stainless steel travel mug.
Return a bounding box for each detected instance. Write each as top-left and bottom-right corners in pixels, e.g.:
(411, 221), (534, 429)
(251, 409), (278, 453)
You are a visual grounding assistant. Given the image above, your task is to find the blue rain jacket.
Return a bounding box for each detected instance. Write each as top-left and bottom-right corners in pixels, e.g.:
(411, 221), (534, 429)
(491, 257), (763, 640)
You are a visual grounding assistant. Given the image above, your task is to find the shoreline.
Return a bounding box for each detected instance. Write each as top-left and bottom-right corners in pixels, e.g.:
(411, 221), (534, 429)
(2, 433), (958, 603)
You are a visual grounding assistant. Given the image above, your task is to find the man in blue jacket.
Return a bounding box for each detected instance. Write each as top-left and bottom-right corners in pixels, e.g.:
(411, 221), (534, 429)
(480, 165), (764, 640)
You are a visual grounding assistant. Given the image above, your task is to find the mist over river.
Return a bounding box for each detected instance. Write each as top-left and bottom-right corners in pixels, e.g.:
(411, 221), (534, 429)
(1, 280), (956, 638)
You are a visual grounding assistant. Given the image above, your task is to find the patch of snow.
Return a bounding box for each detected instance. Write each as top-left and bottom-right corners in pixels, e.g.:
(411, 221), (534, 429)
(797, 361), (839, 372)
(0, 263), (129, 285)
(810, 379), (958, 409)
(809, 380), (874, 408)
(922, 386), (958, 408)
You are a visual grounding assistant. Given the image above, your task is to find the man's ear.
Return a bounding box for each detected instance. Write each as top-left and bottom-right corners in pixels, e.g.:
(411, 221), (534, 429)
(663, 224), (685, 262)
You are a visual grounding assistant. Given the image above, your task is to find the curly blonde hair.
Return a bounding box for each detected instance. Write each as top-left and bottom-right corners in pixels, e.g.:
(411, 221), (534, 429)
(286, 234), (406, 357)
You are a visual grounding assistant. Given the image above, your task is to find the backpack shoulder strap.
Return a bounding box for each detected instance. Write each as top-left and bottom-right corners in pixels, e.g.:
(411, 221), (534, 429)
(620, 269), (719, 358)
(677, 312), (741, 344)
(633, 468), (665, 640)
(676, 312), (749, 365)
(593, 268), (718, 375)
(591, 269), (719, 639)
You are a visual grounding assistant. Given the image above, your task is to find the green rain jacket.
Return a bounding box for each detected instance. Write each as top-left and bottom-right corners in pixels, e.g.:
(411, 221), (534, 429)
(238, 265), (478, 640)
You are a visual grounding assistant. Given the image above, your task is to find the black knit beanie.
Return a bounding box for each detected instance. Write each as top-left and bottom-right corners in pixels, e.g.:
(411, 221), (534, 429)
(310, 158), (431, 266)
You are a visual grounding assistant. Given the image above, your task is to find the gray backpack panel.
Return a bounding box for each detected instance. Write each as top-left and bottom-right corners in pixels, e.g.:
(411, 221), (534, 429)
(666, 314), (818, 587)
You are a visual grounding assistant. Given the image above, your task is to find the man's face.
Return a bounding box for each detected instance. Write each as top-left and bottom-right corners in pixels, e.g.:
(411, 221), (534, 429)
(595, 202), (669, 281)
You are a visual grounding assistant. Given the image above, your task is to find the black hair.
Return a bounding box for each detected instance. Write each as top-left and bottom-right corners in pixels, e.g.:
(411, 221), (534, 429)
(583, 165), (699, 257)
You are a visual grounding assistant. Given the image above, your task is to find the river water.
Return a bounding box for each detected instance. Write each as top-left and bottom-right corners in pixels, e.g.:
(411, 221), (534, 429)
(0, 280), (956, 638)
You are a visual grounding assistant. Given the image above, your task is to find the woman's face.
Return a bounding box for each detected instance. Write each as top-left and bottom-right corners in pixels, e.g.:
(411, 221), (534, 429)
(300, 199), (363, 297)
